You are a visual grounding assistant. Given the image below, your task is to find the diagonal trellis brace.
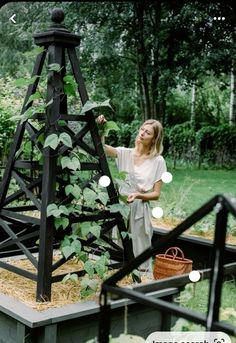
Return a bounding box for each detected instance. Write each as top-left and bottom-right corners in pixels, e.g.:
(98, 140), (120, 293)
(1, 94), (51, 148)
(0, 219), (38, 268)
(0, 50), (46, 208)
(0, 8), (133, 302)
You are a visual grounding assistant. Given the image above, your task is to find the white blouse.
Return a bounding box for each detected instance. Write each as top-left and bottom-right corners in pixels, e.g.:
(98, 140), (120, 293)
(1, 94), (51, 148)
(115, 147), (167, 195)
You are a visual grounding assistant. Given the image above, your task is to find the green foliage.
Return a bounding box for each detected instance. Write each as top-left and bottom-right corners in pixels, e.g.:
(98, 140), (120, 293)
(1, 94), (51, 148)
(44, 132), (73, 150)
(63, 74), (77, 97)
(196, 124), (236, 167)
(80, 99), (113, 115)
(172, 279), (236, 331)
(167, 122), (196, 166)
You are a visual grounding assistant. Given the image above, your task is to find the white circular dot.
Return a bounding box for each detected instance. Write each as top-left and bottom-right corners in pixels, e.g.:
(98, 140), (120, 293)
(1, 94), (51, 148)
(189, 270), (201, 283)
(152, 207), (164, 219)
(161, 171), (173, 184)
(213, 17), (217, 20)
(222, 17), (225, 20)
(99, 175), (111, 187)
(218, 17), (221, 20)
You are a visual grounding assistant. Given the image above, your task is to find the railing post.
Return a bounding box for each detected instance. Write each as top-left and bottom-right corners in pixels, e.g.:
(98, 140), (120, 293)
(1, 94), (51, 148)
(99, 290), (111, 343)
(206, 201), (228, 330)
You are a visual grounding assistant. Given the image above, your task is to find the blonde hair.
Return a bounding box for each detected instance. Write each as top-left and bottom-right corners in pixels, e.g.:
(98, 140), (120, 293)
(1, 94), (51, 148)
(140, 119), (164, 157)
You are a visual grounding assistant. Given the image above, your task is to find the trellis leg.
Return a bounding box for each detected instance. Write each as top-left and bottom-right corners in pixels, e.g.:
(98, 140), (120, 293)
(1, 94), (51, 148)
(0, 50), (46, 208)
(36, 44), (63, 301)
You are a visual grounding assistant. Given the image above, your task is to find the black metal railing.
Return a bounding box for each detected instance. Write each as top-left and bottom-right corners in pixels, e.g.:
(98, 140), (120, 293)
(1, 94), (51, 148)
(99, 194), (236, 342)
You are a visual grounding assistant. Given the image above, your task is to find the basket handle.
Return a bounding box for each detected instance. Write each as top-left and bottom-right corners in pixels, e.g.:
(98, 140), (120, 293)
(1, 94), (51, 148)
(164, 247), (185, 260)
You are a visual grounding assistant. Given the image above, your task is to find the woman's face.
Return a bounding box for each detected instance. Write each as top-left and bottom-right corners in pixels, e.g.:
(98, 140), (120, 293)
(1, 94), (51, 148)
(136, 124), (155, 147)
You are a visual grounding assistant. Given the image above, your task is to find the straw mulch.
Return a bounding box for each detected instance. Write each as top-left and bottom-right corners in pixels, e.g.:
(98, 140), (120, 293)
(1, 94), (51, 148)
(0, 255), (153, 312)
(152, 218), (236, 245)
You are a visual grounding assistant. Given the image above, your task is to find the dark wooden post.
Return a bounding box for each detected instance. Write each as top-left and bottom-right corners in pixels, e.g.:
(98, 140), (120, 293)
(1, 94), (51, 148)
(0, 8), (133, 302)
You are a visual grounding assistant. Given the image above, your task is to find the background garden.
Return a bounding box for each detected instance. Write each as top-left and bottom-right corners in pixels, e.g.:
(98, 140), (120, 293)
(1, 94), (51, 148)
(0, 1), (235, 340)
(0, 0), (236, 237)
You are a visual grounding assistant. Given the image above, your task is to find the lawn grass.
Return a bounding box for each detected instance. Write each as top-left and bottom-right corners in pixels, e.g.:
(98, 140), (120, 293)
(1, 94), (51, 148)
(160, 167), (236, 215)
(172, 278), (236, 341)
(109, 159), (236, 216)
(109, 159), (236, 234)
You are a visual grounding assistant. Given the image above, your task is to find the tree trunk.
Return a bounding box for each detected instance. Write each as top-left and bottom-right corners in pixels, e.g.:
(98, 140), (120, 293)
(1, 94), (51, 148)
(229, 61), (236, 125)
(190, 82), (196, 129)
(150, 2), (161, 121)
(133, 2), (151, 120)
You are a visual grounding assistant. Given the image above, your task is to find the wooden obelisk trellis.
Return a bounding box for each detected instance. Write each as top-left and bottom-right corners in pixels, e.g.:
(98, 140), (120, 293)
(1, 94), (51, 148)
(0, 8), (133, 301)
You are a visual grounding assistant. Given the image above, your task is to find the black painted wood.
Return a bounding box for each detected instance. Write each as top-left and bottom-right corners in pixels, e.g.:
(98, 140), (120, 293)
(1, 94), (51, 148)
(100, 194), (236, 342)
(0, 8), (132, 302)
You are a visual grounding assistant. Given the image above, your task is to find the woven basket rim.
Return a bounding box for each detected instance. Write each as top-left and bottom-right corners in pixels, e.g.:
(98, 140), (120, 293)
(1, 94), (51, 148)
(155, 254), (192, 263)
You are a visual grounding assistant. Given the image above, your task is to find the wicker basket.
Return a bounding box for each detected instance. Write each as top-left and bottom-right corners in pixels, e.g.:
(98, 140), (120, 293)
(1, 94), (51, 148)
(153, 246), (193, 280)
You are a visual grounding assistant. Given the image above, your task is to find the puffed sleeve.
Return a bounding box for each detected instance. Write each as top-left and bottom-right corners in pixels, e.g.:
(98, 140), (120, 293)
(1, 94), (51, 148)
(115, 147), (132, 172)
(153, 155), (167, 183)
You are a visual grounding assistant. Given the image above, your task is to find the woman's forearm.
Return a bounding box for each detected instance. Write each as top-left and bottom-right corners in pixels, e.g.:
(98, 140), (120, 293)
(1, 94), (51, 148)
(127, 191), (160, 203)
(136, 191), (160, 201)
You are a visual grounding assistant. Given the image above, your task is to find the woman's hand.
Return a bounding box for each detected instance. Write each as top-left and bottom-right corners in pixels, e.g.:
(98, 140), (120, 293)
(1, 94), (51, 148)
(127, 193), (139, 203)
(96, 114), (107, 125)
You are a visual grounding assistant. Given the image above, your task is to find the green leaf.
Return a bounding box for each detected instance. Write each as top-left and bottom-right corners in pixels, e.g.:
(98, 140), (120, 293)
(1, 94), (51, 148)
(71, 239), (82, 255)
(47, 204), (66, 218)
(108, 203), (130, 220)
(15, 75), (39, 87)
(62, 245), (75, 259)
(62, 273), (71, 283)
(65, 184), (74, 196)
(59, 132), (73, 148)
(99, 99), (113, 110)
(65, 184), (82, 199)
(62, 273), (78, 284)
(60, 235), (71, 247)
(103, 120), (120, 137)
(80, 99), (113, 114)
(63, 75), (77, 97)
(70, 157), (81, 170)
(71, 184), (82, 199)
(80, 275), (90, 289)
(83, 188), (98, 205)
(64, 83), (76, 96)
(81, 276), (98, 292)
(58, 205), (69, 216)
(25, 91), (41, 106)
(61, 156), (70, 169)
(47, 203), (58, 217)
(80, 288), (95, 298)
(84, 260), (94, 277)
(47, 63), (62, 72)
(80, 100), (98, 114)
(55, 217), (69, 230)
(78, 251), (88, 263)
(61, 156), (80, 171)
(90, 224), (101, 239)
(94, 261), (107, 278)
(88, 279), (98, 291)
(80, 221), (92, 237)
(69, 273), (79, 283)
(44, 133), (59, 150)
(97, 192), (109, 206)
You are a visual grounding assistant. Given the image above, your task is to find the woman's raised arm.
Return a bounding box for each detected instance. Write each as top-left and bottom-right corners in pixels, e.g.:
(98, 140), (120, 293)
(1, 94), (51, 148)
(96, 115), (117, 158)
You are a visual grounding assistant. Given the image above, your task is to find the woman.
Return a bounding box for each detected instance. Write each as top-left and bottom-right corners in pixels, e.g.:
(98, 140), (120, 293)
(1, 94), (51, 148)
(97, 115), (167, 272)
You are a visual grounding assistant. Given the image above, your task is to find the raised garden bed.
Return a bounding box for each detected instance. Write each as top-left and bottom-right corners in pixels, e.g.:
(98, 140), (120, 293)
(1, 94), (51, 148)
(0, 279), (178, 343)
